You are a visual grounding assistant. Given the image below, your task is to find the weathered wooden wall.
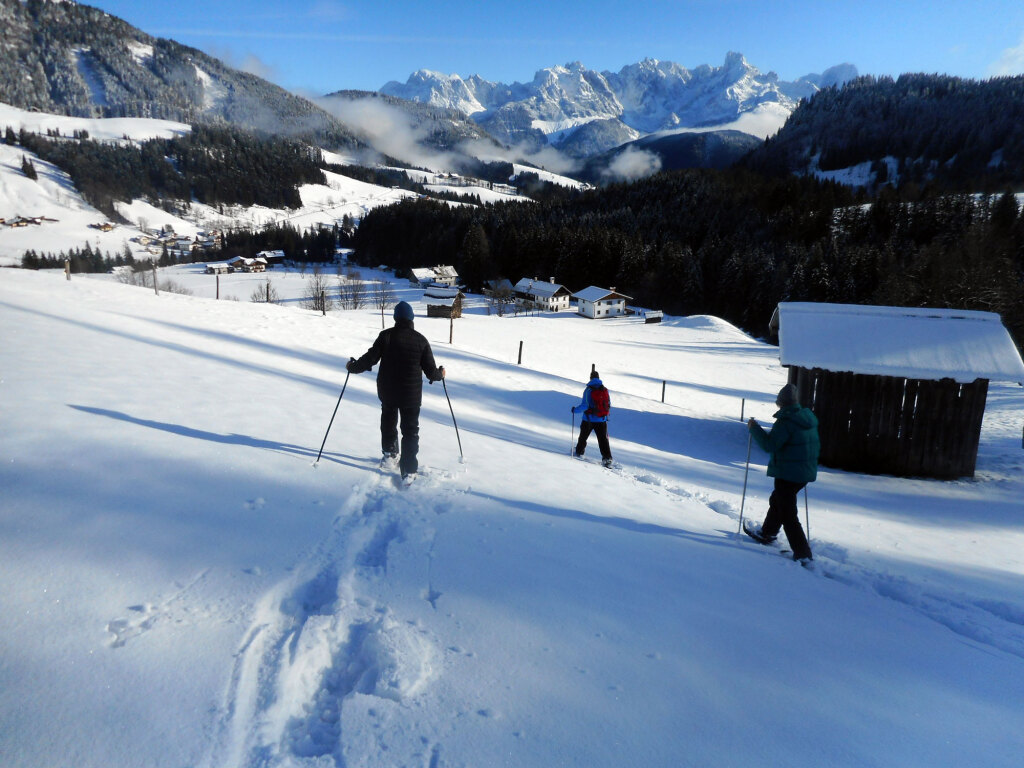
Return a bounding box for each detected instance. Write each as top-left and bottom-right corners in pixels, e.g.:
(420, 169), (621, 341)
(788, 367), (989, 479)
(426, 297), (462, 319)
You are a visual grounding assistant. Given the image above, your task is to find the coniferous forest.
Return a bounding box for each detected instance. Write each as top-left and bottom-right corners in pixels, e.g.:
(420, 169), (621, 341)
(11, 125), (325, 217)
(352, 170), (1024, 346)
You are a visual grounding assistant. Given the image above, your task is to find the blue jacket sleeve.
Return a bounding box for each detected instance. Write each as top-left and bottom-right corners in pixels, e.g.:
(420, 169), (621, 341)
(571, 388), (590, 414)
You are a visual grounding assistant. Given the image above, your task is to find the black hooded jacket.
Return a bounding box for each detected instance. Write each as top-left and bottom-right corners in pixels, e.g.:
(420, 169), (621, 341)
(348, 318), (443, 407)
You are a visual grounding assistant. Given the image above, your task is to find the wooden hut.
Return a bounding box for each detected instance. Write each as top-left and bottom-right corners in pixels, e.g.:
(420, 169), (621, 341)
(424, 286), (464, 318)
(770, 302), (1024, 479)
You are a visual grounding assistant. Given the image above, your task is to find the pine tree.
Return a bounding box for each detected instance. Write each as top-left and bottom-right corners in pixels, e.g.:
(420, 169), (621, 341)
(21, 155), (37, 180)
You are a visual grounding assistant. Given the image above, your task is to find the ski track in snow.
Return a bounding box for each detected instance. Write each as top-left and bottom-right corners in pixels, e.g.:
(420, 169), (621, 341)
(204, 470), (456, 768)
(607, 461), (1024, 663)
(204, 458), (1024, 766)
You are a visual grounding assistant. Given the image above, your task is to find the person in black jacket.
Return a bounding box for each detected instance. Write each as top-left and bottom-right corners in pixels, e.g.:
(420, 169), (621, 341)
(346, 301), (445, 479)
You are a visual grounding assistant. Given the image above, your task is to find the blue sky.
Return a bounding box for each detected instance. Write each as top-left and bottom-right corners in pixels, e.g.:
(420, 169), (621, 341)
(89, 0), (1024, 94)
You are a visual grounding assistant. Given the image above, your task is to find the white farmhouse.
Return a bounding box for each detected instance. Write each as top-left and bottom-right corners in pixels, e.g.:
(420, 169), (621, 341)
(572, 286), (632, 319)
(432, 265), (460, 287)
(410, 265), (460, 287)
(513, 277), (573, 312)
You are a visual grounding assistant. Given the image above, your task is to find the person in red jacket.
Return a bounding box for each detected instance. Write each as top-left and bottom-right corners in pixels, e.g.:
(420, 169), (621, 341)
(572, 370), (613, 467)
(347, 301), (444, 480)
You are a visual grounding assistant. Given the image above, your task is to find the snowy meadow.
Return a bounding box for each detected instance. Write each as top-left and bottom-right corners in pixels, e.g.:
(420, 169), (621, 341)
(2, 264), (1024, 767)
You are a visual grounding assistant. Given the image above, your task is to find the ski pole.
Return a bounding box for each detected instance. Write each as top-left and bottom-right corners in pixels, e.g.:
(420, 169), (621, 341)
(314, 369), (350, 465)
(738, 430), (752, 534)
(571, 411), (576, 456)
(804, 486), (810, 542)
(442, 375), (464, 461)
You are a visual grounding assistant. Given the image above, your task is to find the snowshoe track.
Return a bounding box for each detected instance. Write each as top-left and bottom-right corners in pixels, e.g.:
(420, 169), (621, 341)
(204, 474), (456, 768)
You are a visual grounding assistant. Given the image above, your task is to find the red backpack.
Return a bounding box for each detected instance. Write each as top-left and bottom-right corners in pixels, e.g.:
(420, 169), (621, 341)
(587, 385), (611, 418)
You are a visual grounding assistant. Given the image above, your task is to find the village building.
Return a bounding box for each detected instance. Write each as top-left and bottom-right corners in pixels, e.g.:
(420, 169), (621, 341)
(572, 286), (632, 319)
(771, 302), (1024, 479)
(226, 255), (267, 273)
(513, 277), (572, 312)
(483, 278), (514, 297)
(257, 250), (287, 268)
(409, 265), (460, 287)
(424, 286), (465, 319)
(630, 307), (664, 324)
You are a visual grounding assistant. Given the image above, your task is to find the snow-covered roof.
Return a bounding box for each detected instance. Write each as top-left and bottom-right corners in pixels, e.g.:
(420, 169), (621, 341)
(775, 302), (1024, 384)
(433, 265), (459, 279)
(572, 286), (632, 303)
(424, 287), (463, 300)
(514, 278), (569, 298)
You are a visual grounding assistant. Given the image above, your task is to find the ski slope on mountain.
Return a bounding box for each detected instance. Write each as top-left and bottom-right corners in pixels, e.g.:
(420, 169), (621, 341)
(2, 266), (1024, 768)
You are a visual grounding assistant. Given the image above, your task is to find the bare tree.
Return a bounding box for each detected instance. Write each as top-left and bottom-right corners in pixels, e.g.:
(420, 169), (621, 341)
(250, 278), (280, 304)
(371, 280), (395, 327)
(487, 285), (514, 316)
(303, 268), (334, 313)
(337, 268), (366, 309)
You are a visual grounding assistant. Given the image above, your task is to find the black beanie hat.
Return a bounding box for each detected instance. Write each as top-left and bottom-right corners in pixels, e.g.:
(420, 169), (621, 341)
(776, 383), (799, 407)
(394, 301), (414, 321)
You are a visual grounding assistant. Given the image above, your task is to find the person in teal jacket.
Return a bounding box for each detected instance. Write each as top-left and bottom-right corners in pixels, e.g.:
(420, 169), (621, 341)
(743, 383), (820, 562)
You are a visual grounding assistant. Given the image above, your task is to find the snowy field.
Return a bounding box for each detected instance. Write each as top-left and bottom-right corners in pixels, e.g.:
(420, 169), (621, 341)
(3, 265), (1024, 768)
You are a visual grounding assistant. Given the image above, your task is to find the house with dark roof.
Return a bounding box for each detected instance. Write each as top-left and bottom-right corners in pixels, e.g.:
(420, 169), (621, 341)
(513, 277), (573, 312)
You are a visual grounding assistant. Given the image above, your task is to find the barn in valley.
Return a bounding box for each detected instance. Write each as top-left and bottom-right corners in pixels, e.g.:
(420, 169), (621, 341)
(770, 302), (1024, 479)
(424, 286), (465, 318)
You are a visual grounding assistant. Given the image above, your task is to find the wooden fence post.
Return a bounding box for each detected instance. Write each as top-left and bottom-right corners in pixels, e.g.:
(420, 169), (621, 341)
(216, 273), (220, 300)
(64, 259), (71, 281)
(152, 263), (158, 295)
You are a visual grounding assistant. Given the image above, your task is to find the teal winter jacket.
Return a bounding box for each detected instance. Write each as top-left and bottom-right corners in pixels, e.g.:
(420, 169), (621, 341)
(749, 405), (820, 484)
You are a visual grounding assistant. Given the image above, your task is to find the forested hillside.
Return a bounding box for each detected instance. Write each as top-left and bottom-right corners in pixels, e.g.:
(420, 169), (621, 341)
(352, 171), (1024, 346)
(9, 125), (326, 215)
(744, 74), (1024, 191)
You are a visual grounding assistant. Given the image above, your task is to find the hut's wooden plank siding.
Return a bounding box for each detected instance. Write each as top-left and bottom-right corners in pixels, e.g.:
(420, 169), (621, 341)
(788, 367), (988, 479)
(426, 295), (463, 318)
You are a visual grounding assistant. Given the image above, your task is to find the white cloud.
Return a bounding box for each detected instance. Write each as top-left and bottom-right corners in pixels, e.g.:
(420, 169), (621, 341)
(236, 53), (279, 81)
(602, 146), (662, 182)
(989, 33), (1024, 76)
(307, 1), (351, 22)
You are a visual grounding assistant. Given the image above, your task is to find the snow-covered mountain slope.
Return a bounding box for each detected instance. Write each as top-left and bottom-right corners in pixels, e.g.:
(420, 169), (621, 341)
(2, 266), (1023, 767)
(0, 0), (361, 148)
(382, 54), (858, 152)
(0, 104), (529, 267)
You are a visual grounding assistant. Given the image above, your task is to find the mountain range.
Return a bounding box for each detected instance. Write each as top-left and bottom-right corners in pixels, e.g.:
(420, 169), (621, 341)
(0, 0), (859, 170)
(0, 0), (362, 148)
(382, 54), (858, 156)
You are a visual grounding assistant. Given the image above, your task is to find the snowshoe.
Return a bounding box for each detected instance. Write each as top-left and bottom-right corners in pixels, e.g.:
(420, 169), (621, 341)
(742, 521), (777, 545)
